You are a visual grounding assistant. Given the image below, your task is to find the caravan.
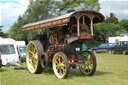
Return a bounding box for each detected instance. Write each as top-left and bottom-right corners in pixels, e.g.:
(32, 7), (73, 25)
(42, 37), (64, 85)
(0, 37), (19, 65)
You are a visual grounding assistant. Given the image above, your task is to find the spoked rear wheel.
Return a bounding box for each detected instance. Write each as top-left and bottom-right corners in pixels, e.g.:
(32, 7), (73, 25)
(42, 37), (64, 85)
(26, 40), (43, 74)
(79, 51), (96, 76)
(52, 52), (69, 79)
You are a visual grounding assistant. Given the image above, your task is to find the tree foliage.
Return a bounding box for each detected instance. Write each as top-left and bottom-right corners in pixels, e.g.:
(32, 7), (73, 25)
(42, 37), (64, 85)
(55, 0), (100, 15)
(94, 13), (127, 43)
(8, 16), (28, 41)
(0, 26), (8, 38)
(105, 13), (119, 24)
(0, 26), (4, 37)
(119, 19), (128, 31)
(94, 23), (122, 42)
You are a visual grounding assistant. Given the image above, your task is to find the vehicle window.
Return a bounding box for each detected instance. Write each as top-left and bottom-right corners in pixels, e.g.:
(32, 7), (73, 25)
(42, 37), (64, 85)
(116, 41), (128, 47)
(123, 41), (128, 46)
(109, 43), (115, 47)
(126, 42), (128, 46)
(116, 42), (121, 47)
(0, 45), (15, 55)
(19, 47), (26, 53)
(99, 44), (109, 47)
(9, 45), (15, 54)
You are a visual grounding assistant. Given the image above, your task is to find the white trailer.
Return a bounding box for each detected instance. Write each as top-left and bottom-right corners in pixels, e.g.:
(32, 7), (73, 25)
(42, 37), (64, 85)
(109, 36), (128, 43)
(0, 37), (19, 65)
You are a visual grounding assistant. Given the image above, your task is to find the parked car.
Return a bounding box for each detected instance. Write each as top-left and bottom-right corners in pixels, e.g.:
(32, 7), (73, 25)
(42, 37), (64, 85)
(17, 46), (26, 62)
(111, 41), (128, 55)
(91, 43), (115, 54)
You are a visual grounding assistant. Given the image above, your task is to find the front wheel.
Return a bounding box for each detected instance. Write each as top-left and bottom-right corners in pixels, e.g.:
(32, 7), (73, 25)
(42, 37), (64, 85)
(79, 51), (96, 76)
(52, 52), (69, 79)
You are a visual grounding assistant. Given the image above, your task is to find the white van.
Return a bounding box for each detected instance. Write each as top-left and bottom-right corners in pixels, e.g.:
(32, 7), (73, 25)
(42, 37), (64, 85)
(0, 38), (19, 65)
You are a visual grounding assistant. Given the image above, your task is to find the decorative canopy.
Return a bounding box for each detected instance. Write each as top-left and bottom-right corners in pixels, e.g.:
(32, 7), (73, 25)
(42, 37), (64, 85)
(22, 10), (104, 32)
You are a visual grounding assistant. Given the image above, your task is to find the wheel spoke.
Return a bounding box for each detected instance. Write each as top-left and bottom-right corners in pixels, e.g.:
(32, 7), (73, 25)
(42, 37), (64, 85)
(56, 59), (59, 64)
(29, 50), (34, 56)
(59, 69), (62, 75)
(88, 65), (93, 70)
(62, 59), (65, 64)
(58, 57), (61, 63)
(56, 65), (59, 70)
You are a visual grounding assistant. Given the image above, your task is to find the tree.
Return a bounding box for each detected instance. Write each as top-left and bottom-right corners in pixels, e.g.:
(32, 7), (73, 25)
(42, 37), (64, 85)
(94, 23), (123, 42)
(8, 16), (28, 41)
(105, 13), (119, 24)
(119, 19), (128, 32)
(0, 25), (8, 37)
(25, 0), (55, 22)
(54, 0), (100, 15)
(0, 29), (5, 37)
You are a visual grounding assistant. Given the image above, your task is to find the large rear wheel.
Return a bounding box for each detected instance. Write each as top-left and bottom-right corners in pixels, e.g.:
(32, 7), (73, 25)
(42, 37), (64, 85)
(26, 40), (43, 74)
(52, 52), (69, 79)
(79, 51), (96, 76)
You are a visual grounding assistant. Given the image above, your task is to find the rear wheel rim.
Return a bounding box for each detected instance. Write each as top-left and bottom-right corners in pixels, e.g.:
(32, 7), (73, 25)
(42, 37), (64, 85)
(79, 52), (94, 75)
(53, 53), (66, 78)
(26, 42), (38, 73)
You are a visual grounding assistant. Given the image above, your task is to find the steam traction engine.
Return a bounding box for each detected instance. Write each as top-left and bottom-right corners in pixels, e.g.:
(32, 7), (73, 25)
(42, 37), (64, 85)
(22, 10), (104, 79)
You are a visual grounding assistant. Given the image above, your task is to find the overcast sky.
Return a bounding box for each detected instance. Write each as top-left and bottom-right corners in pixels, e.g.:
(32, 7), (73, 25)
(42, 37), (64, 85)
(0, 0), (128, 33)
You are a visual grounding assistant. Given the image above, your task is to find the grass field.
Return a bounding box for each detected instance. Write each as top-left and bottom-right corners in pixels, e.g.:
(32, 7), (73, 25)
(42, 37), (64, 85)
(0, 53), (128, 85)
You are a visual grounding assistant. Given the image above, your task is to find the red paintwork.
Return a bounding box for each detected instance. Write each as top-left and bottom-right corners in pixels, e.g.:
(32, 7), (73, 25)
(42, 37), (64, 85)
(22, 18), (69, 32)
(69, 61), (84, 68)
(78, 33), (93, 42)
(68, 56), (73, 61)
(69, 62), (84, 65)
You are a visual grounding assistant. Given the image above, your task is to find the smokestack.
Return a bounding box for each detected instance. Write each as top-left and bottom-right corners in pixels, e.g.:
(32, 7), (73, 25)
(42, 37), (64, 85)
(67, 9), (75, 13)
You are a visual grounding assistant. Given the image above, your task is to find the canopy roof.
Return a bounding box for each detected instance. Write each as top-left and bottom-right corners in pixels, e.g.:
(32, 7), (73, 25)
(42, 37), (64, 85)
(22, 10), (104, 32)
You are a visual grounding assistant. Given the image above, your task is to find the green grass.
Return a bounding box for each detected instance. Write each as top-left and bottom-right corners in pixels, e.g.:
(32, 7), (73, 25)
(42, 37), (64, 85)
(0, 53), (128, 85)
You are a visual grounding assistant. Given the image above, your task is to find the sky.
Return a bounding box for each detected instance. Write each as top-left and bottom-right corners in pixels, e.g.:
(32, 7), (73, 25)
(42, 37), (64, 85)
(0, 0), (128, 33)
